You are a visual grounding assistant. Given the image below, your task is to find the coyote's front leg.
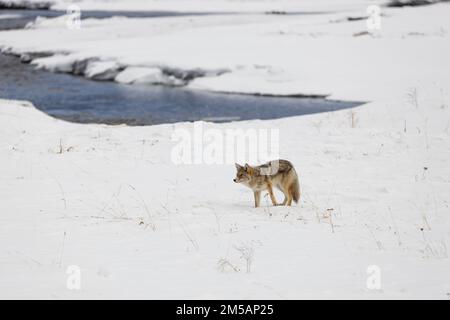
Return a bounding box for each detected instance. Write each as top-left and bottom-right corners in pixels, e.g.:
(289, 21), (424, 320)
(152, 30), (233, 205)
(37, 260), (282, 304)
(254, 191), (261, 208)
(267, 183), (278, 206)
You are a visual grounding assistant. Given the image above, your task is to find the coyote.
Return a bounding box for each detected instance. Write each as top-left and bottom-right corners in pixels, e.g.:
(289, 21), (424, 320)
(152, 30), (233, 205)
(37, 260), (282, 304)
(233, 159), (300, 207)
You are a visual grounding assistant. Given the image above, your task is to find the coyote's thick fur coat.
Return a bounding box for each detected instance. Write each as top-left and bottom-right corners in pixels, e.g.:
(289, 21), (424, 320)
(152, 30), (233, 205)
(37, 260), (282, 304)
(234, 159), (300, 207)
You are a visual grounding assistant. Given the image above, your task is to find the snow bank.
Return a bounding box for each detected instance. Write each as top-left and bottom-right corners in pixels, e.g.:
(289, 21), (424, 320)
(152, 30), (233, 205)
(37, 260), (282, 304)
(0, 14), (22, 19)
(115, 66), (181, 85)
(84, 60), (122, 80)
(1, 2), (449, 100)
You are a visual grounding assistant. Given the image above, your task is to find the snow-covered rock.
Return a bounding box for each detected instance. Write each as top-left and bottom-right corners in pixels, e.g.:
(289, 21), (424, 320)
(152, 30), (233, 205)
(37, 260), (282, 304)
(115, 66), (183, 86)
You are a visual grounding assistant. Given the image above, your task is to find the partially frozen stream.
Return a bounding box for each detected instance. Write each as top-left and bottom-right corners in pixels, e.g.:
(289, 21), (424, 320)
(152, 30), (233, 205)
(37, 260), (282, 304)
(0, 8), (231, 30)
(0, 9), (362, 125)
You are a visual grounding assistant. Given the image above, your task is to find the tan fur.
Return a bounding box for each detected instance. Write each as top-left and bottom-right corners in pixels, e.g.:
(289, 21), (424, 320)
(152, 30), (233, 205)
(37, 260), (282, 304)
(234, 159), (300, 208)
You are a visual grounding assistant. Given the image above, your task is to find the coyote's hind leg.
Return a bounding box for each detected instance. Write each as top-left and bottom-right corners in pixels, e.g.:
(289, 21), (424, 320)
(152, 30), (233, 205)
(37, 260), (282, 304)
(286, 185), (294, 206)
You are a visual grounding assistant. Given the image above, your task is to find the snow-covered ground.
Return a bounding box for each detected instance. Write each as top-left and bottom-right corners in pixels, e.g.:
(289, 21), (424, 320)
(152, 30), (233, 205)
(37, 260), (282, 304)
(0, 0), (450, 299)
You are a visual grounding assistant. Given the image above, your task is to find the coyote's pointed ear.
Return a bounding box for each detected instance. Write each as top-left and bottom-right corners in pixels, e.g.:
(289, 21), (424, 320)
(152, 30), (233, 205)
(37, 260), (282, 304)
(244, 163), (253, 174)
(235, 163), (242, 171)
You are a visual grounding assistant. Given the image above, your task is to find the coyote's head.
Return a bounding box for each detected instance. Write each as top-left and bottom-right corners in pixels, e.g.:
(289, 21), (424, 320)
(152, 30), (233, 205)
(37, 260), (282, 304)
(233, 163), (254, 184)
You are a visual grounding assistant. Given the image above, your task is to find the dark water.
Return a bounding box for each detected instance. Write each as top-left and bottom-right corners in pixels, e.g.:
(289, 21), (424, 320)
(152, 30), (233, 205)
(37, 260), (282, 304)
(0, 10), (362, 126)
(0, 9), (56, 30)
(0, 54), (361, 125)
(0, 8), (331, 30)
(0, 9), (234, 30)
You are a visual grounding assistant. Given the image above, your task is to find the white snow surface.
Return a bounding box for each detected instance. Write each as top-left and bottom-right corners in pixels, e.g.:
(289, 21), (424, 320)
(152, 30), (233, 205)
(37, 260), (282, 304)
(0, 0), (450, 299)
